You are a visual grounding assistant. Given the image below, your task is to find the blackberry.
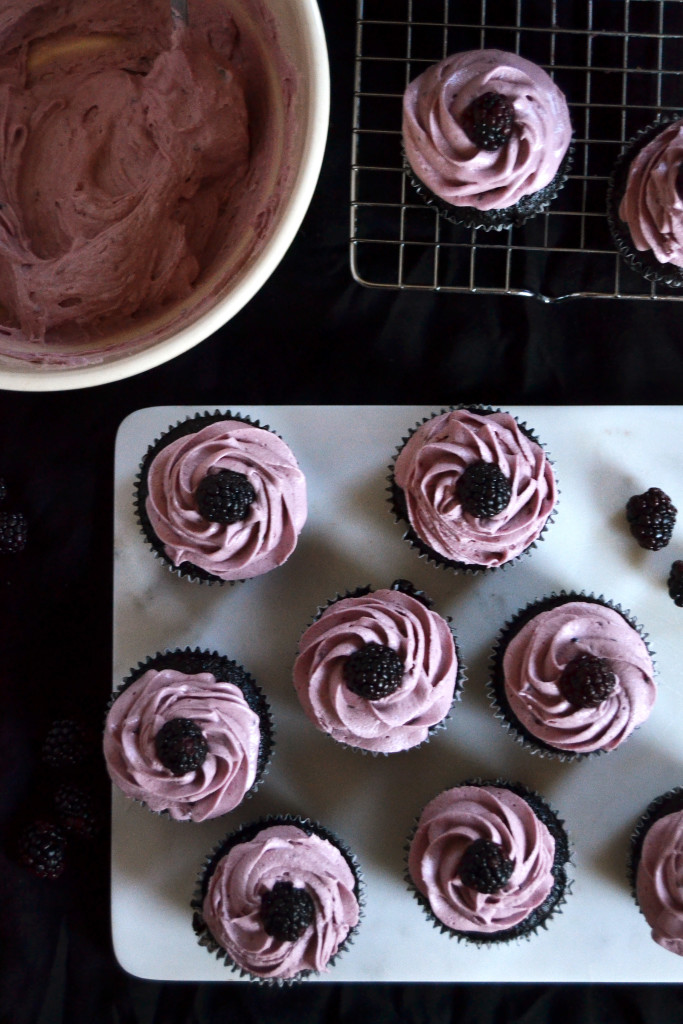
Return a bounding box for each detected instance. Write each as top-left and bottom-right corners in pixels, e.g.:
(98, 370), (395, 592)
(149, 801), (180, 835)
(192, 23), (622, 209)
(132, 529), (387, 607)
(625, 487), (677, 551)
(155, 718), (208, 775)
(0, 477), (6, 502)
(459, 838), (514, 894)
(558, 652), (617, 709)
(460, 91), (515, 151)
(457, 460), (512, 518)
(41, 719), (92, 769)
(260, 880), (315, 941)
(195, 469), (256, 524)
(667, 560), (683, 607)
(17, 820), (67, 880)
(343, 642), (405, 700)
(0, 510), (27, 554)
(54, 782), (100, 839)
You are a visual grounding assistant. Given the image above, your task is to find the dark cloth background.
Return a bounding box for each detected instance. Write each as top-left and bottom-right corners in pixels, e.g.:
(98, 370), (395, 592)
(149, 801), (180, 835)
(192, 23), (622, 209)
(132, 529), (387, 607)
(2, 1), (683, 1021)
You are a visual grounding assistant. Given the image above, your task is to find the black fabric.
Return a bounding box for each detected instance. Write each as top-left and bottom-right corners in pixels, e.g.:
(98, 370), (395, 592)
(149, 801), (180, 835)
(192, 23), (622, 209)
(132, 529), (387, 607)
(2, 1), (683, 1021)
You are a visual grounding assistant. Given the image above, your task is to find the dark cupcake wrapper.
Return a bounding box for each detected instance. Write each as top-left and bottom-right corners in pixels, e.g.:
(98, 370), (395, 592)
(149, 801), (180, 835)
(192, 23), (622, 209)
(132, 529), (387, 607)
(628, 786), (683, 903)
(403, 143), (574, 231)
(606, 114), (683, 289)
(106, 647), (275, 815)
(387, 405), (559, 576)
(488, 591), (656, 762)
(134, 409), (280, 585)
(191, 813), (365, 985)
(295, 580), (466, 756)
(404, 777), (572, 946)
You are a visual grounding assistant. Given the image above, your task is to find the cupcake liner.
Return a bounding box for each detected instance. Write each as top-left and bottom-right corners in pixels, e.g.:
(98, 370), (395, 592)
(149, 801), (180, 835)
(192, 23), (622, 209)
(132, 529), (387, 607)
(293, 579), (465, 757)
(607, 114), (683, 289)
(403, 144), (574, 232)
(387, 405), (559, 576)
(134, 409), (279, 585)
(488, 591), (656, 762)
(628, 786), (683, 900)
(191, 814), (365, 985)
(404, 778), (572, 945)
(106, 647), (275, 817)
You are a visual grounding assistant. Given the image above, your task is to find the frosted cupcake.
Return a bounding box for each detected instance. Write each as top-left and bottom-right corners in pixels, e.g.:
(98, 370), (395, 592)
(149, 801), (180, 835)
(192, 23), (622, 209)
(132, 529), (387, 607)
(104, 648), (273, 821)
(407, 779), (570, 943)
(489, 593), (656, 759)
(135, 411), (307, 583)
(629, 788), (683, 956)
(192, 816), (363, 982)
(292, 580), (462, 754)
(402, 49), (573, 230)
(390, 407), (557, 572)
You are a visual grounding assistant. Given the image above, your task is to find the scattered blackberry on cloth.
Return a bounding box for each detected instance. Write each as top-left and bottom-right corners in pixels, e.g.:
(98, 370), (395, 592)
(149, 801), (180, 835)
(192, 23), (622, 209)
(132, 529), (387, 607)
(667, 561), (683, 607)
(54, 782), (100, 839)
(457, 460), (512, 518)
(459, 838), (514, 894)
(195, 469), (256, 524)
(41, 719), (92, 769)
(558, 653), (617, 709)
(461, 91), (514, 151)
(155, 717), (208, 776)
(260, 880), (315, 941)
(343, 642), (405, 701)
(17, 820), (67, 880)
(626, 487), (677, 550)
(0, 477), (7, 502)
(0, 510), (27, 554)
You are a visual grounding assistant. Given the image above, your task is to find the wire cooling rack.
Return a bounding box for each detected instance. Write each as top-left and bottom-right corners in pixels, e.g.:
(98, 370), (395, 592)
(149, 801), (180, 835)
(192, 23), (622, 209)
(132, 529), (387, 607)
(350, 0), (683, 301)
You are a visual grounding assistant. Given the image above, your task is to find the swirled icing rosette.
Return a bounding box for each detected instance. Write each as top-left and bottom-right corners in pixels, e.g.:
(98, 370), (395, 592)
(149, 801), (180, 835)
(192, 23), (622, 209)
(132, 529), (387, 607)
(135, 411), (307, 583)
(389, 406), (557, 572)
(192, 816), (363, 982)
(402, 49), (573, 229)
(607, 115), (683, 288)
(630, 789), (683, 957)
(406, 780), (571, 943)
(292, 581), (462, 754)
(104, 648), (273, 821)
(489, 593), (657, 759)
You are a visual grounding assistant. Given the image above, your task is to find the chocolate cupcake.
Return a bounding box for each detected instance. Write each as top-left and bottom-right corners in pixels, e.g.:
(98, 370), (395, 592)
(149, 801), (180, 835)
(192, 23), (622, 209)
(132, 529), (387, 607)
(607, 115), (683, 288)
(292, 580), (463, 754)
(104, 648), (274, 821)
(134, 410), (307, 584)
(629, 788), (683, 956)
(489, 592), (656, 760)
(402, 49), (573, 230)
(389, 406), (557, 573)
(406, 779), (571, 944)
(192, 815), (363, 982)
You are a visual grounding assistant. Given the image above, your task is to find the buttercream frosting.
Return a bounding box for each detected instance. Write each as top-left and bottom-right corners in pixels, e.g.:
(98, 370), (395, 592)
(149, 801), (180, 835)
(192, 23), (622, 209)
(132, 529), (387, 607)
(393, 408), (556, 568)
(636, 808), (683, 956)
(104, 666), (262, 821)
(144, 419), (307, 581)
(402, 49), (572, 210)
(293, 588), (458, 753)
(201, 823), (360, 979)
(501, 599), (656, 754)
(618, 119), (683, 267)
(408, 784), (557, 935)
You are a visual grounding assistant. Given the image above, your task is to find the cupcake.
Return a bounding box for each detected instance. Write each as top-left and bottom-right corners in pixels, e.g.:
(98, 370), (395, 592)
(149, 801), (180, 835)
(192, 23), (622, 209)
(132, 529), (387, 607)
(406, 779), (570, 944)
(104, 648), (274, 821)
(192, 815), (363, 982)
(135, 411), (307, 583)
(630, 788), (683, 956)
(292, 580), (462, 754)
(489, 593), (656, 759)
(402, 49), (573, 230)
(390, 406), (557, 572)
(607, 115), (683, 288)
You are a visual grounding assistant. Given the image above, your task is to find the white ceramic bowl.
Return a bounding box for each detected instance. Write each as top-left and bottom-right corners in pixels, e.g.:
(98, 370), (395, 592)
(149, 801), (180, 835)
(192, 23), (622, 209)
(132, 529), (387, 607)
(0, 0), (329, 391)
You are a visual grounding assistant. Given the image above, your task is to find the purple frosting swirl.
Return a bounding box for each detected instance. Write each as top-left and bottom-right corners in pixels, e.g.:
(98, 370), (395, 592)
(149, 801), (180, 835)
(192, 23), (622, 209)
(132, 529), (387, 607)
(618, 119), (683, 267)
(104, 667), (262, 821)
(636, 809), (683, 956)
(144, 419), (307, 580)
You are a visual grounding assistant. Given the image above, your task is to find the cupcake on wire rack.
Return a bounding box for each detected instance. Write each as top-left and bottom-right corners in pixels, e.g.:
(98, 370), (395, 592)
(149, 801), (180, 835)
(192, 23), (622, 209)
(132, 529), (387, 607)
(388, 406), (558, 573)
(629, 787), (683, 957)
(134, 410), (307, 584)
(489, 592), (657, 760)
(192, 815), (363, 982)
(406, 779), (571, 944)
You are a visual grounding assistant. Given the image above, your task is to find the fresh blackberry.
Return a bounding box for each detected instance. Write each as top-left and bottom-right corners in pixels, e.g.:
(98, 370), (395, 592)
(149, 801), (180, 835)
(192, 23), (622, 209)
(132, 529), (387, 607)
(0, 477), (7, 502)
(41, 719), (92, 769)
(195, 469), (256, 524)
(460, 91), (515, 151)
(459, 838), (514, 894)
(17, 820), (67, 880)
(626, 487), (677, 551)
(155, 718), (208, 776)
(343, 642), (405, 701)
(0, 511), (27, 554)
(457, 460), (512, 518)
(558, 652), (617, 709)
(260, 880), (315, 941)
(54, 783), (100, 839)
(667, 560), (683, 607)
